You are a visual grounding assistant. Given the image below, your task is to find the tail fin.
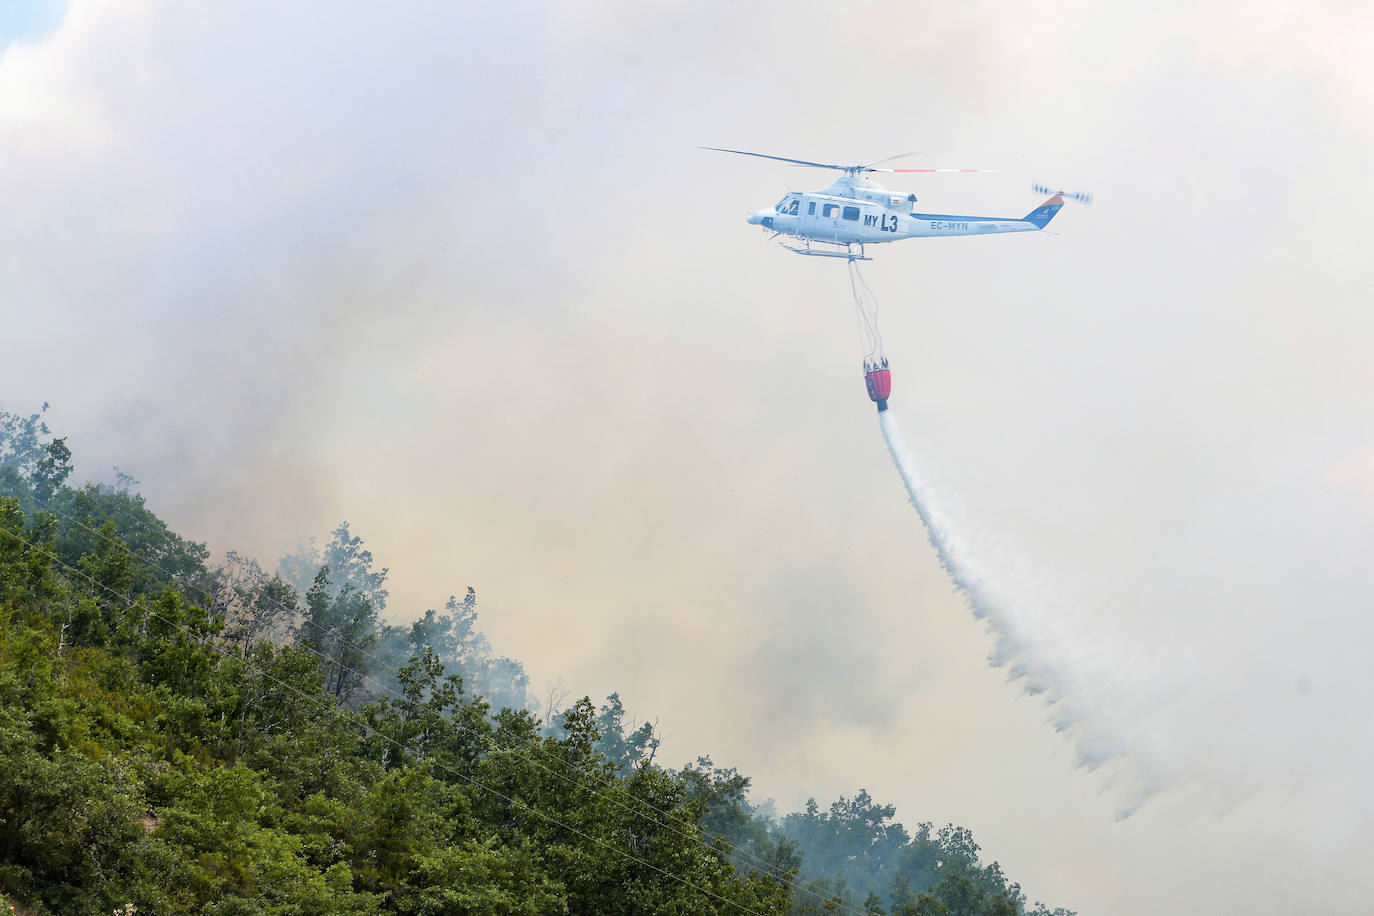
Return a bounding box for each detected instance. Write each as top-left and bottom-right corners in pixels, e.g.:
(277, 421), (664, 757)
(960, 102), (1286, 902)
(1025, 193), (1064, 229)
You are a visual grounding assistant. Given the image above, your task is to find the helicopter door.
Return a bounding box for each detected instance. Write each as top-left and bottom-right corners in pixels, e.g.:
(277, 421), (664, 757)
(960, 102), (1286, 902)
(816, 202), (844, 241)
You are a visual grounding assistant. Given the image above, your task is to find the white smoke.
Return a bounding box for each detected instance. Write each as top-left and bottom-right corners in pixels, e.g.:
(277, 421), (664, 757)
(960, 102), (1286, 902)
(881, 409), (1182, 813)
(881, 397), (1374, 850)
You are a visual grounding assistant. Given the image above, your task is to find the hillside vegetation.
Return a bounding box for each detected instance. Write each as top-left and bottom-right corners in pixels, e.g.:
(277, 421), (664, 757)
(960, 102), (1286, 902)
(0, 405), (1072, 916)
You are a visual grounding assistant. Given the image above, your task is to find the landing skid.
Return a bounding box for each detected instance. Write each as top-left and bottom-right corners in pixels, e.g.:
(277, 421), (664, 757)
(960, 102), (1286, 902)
(779, 238), (870, 261)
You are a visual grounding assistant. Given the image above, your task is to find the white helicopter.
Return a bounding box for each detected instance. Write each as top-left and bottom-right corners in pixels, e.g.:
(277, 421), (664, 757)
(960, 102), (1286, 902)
(705, 147), (1091, 260)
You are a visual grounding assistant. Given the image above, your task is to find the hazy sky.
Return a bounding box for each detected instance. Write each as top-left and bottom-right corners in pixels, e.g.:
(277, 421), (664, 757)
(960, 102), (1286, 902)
(4, 2), (1373, 913)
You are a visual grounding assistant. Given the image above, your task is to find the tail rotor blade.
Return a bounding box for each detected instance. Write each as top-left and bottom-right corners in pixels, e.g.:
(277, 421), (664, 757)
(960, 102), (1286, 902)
(1032, 184), (1094, 205)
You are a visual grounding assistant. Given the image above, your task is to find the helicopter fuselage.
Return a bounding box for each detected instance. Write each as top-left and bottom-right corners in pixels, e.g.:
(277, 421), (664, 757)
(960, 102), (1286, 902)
(747, 176), (1060, 255)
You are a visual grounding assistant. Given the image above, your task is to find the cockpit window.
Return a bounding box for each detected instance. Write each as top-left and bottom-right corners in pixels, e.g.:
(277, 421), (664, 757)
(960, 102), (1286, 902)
(775, 194), (799, 215)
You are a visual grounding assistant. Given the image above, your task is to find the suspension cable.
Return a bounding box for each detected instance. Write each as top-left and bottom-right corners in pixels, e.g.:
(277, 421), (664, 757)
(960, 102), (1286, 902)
(848, 259), (882, 363)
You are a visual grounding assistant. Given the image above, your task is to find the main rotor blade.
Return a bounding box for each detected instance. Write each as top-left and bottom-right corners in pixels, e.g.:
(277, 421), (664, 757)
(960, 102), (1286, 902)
(878, 167), (999, 173)
(700, 147), (845, 170)
(860, 151), (921, 169)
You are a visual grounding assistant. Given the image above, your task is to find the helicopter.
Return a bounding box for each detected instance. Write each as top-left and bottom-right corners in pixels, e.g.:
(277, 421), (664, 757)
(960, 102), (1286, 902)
(704, 147), (1091, 261)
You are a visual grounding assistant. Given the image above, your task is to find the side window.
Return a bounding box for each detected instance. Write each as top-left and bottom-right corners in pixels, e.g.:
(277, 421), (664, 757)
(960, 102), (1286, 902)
(808, 201), (816, 216)
(788, 199), (799, 215)
(823, 203), (840, 218)
(842, 206), (860, 221)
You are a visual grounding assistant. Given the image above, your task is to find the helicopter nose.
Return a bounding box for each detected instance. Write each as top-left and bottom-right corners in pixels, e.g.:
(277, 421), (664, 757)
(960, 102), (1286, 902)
(747, 210), (774, 228)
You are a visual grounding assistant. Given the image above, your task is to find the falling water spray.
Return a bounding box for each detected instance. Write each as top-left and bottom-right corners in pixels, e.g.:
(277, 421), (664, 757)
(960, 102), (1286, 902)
(878, 412), (980, 594)
(876, 410), (1145, 788)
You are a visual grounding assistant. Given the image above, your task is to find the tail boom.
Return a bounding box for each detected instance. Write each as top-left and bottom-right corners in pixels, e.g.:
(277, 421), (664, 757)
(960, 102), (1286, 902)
(908, 195), (1066, 237)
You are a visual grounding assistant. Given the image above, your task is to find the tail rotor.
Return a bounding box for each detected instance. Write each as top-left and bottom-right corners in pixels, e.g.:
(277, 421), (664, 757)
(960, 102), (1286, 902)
(1033, 184), (1094, 205)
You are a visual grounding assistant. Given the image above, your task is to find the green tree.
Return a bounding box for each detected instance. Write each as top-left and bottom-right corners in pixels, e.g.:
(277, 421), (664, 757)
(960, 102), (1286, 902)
(279, 522), (389, 613)
(360, 647), (491, 775)
(0, 404), (58, 481)
(213, 550), (299, 650)
(42, 483), (212, 600)
(595, 692), (659, 770)
(0, 410), (1076, 916)
(297, 568), (379, 703)
(783, 789), (910, 900)
(30, 439), (72, 501)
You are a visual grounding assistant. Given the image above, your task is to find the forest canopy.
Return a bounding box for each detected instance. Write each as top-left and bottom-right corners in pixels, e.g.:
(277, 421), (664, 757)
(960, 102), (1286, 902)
(0, 404), (1073, 916)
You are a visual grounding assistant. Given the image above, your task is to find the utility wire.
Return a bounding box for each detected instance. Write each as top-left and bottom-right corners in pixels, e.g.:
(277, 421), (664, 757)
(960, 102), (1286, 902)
(1, 486), (865, 916)
(0, 521), (780, 916)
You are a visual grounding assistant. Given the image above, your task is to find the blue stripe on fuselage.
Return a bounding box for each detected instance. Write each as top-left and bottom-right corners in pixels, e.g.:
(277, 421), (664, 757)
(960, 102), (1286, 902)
(912, 212), (1003, 221)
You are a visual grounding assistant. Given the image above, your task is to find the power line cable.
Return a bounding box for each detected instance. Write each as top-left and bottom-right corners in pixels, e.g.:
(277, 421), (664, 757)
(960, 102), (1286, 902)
(0, 520), (781, 916)
(2, 486), (862, 915)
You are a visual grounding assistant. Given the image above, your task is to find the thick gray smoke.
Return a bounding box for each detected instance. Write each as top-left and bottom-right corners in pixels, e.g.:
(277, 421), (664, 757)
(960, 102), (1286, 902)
(7, 2), (1374, 912)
